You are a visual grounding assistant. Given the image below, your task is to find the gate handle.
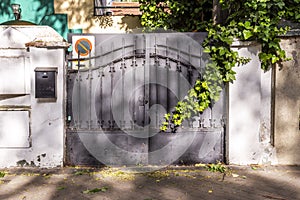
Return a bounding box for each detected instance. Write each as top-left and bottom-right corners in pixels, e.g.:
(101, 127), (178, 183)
(138, 96), (148, 106)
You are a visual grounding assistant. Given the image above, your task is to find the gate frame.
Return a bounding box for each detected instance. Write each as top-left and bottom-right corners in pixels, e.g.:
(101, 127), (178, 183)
(65, 32), (227, 166)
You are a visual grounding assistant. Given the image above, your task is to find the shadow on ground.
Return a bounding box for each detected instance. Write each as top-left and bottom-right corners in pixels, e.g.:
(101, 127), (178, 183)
(0, 165), (299, 200)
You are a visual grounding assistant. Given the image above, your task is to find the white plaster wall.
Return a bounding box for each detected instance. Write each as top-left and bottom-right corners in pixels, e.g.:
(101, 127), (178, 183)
(228, 41), (276, 165)
(29, 48), (65, 167)
(0, 26), (66, 167)
(0, 48), (65, 167)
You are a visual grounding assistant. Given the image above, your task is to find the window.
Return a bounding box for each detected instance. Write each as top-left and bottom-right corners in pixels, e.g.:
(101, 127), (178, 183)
(94, 0), (141, 16)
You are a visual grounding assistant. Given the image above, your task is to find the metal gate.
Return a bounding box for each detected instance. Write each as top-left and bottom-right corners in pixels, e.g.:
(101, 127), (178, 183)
(66, 32), (226, 166)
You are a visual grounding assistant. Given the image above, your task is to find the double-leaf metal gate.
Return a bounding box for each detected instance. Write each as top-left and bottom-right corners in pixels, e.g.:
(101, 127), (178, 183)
(66, 32), (226, 166)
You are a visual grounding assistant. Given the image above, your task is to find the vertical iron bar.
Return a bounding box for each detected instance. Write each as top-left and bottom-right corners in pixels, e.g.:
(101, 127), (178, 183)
(77, 52), (81, 129)
(176, 40), (182, 128)
(188, 45), (193, 84)
(155, 37), (159, 128)
(144, 34), (150, 127)
(188, 45), (193, 128)
(110, 43), (115, 129)
(177, 40), (181, 103)
(161, 37), (169, 128)
(99, 46), (104, 129)
(166, 38), (170, 114)
(132, 35), (138, 129)
(121, 37), (126, 129)
(88, 50), (92, 130)
(153, 36), (158, 128)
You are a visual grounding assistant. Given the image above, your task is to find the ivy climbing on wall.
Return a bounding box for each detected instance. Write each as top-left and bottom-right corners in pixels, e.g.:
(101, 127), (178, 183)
(139, 0), (300, 132)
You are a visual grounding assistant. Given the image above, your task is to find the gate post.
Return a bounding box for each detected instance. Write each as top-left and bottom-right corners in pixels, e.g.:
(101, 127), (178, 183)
(228, 41), (276, 165)
(274, 33), (300, 165)
(0, 25), (69, 167)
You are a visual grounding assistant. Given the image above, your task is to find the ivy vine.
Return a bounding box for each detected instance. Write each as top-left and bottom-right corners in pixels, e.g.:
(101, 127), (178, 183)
(139, 0), (300, 132)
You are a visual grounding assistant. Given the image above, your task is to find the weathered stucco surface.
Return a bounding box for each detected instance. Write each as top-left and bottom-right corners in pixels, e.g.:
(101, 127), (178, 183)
(228, 41), (276, 165)
(274, 36), (300, 165)
(0, 26), (67, 167)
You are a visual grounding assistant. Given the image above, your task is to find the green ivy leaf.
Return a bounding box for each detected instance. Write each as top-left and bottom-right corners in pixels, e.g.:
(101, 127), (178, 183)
(244, 21), (252, 29)
(140, 0), (294, 130)
(243, 30), (253, 40)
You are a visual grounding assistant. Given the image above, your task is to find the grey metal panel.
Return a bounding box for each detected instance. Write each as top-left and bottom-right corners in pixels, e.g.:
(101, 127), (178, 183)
(65, 131), (104, 166)
(66, 130), (224, 166)
(66, 131), (149, 166)
(149, 130), (224, 165)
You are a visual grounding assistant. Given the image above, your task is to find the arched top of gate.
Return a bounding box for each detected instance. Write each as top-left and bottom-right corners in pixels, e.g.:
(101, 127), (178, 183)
(69, 32), (209, 73)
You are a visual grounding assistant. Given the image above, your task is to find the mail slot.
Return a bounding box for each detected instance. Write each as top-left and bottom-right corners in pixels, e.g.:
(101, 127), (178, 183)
(35, 67), (57, 98)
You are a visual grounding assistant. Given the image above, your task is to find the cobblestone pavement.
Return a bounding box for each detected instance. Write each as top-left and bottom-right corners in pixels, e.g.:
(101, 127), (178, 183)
(0, 165), (299, 200)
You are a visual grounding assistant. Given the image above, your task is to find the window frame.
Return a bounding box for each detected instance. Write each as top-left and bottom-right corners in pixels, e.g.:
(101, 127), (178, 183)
(94, 0), (141, 16)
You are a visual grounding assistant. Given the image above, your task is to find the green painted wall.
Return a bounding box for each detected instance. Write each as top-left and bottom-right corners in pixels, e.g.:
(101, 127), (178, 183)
(0, 0), (74, 39)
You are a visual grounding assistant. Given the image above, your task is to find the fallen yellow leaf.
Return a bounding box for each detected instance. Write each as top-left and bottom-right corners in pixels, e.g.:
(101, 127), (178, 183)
(195, 163), (206, 167)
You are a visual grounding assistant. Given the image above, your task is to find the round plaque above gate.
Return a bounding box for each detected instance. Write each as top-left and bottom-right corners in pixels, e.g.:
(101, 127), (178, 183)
(75, 38), (92, 56)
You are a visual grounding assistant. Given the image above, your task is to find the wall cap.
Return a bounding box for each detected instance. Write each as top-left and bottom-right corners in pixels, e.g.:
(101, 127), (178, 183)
(231, 39), (260, 48)
(0, 25), (70, 49)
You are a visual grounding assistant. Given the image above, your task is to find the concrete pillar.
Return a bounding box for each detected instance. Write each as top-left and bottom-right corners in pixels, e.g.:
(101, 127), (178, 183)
(0, 25), (68, 167)
(228, 41), (276, 164)
(274, 35), (300, 165)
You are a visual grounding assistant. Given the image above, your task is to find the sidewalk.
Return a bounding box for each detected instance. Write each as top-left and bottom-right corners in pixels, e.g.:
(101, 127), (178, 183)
(0, 165), (299, 200)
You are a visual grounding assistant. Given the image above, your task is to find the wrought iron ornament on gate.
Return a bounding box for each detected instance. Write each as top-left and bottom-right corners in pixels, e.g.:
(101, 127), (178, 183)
(66, 32), (226, 167)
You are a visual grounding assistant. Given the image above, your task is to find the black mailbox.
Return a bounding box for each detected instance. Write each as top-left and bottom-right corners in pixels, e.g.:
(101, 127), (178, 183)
(35, 67), (57, 99)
